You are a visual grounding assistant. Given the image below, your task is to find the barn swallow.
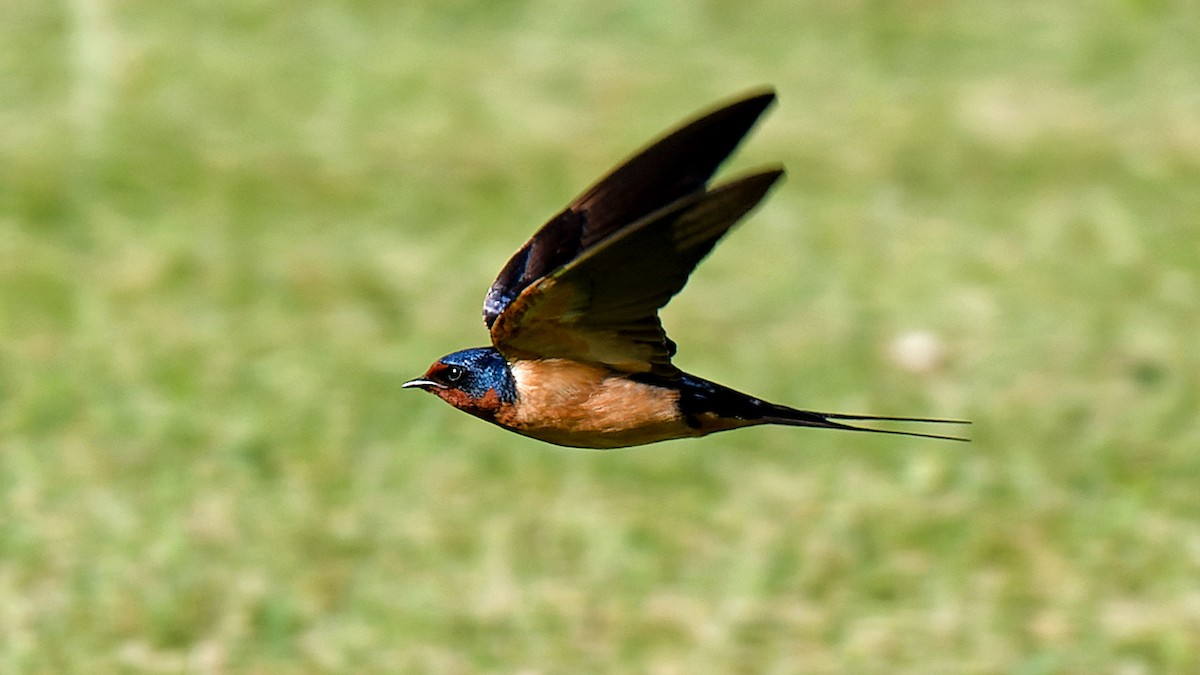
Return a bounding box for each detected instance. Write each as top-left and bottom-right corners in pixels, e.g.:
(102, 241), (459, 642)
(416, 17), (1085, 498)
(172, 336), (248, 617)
(404, 89), (969, 448)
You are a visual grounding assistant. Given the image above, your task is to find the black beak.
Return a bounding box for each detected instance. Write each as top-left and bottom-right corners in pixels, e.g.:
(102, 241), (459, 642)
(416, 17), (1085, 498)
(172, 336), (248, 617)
(402, 378), (445, 390)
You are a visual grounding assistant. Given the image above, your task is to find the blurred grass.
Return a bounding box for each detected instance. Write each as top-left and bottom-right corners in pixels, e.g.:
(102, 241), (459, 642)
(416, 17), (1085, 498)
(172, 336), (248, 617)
(2, 0), (1199, 672)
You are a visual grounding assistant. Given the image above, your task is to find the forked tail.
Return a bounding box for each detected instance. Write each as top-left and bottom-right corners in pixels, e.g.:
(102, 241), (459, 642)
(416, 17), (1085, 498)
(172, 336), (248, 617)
(763, 406), (971, 442)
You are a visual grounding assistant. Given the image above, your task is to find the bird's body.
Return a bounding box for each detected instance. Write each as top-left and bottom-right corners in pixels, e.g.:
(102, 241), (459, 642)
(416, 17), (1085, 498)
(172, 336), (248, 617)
(503, 358), (693, 448)
(405, 90), (969, 448)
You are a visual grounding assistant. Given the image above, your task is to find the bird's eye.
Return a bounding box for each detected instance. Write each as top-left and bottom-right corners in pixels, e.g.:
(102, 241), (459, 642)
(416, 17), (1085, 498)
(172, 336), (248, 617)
(444, 365), (466, 383)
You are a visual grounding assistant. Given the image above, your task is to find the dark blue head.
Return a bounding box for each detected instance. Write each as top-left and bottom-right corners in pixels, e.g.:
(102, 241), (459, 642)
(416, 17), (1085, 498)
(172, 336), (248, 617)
(403, 347), (517, 418)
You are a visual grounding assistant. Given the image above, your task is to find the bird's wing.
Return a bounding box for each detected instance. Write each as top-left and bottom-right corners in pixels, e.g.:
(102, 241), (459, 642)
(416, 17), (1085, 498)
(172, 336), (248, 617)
(490, 169), (783, 376)
(482, 90), (776, 331)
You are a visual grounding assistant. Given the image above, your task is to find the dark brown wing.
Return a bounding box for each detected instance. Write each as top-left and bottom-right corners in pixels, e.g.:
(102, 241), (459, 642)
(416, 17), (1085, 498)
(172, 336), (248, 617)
(483, 90), (777, 329)
(490, 170), (783, 376)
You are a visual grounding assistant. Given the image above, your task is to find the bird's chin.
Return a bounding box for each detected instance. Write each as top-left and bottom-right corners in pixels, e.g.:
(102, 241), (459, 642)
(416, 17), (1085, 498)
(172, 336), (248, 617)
(402, 378), (446, 391)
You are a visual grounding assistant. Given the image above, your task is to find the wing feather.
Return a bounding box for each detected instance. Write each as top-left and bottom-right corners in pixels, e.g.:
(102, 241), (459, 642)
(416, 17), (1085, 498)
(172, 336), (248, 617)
(490, 170), (784, 375)
(483, 90), (776, 328)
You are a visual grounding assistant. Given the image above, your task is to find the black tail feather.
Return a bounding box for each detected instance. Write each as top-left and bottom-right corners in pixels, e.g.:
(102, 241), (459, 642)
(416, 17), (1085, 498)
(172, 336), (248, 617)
(670, 373), (970, 442)
(763, 407), (971, 442)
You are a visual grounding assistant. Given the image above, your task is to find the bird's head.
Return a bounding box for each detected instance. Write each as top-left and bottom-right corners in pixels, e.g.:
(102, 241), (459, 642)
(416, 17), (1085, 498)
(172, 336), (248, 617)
(403, 347), (517, 418)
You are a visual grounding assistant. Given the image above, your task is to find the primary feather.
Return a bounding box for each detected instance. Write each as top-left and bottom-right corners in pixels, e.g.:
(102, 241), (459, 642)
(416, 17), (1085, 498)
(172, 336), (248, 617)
(483, 90), (777, 330)
(490, 170), (783, 375)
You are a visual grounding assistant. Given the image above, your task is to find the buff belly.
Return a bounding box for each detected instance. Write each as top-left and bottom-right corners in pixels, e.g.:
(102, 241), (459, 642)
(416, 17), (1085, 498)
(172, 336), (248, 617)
(497, 360), (723, 449)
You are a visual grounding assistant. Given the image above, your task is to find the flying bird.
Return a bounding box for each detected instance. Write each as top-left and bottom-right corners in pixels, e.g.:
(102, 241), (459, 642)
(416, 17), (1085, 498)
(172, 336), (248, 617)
(404, 90), (969, 448)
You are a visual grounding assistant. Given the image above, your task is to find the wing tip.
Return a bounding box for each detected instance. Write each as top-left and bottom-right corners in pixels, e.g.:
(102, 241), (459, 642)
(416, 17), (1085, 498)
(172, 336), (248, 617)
(729, 86), (777, 109)
(707, 167), (787, 203)
(714, 88), (778, 129)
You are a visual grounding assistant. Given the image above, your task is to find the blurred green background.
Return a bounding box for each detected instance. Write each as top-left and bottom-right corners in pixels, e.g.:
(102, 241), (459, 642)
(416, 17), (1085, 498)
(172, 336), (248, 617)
(3, 0), (1199, 672)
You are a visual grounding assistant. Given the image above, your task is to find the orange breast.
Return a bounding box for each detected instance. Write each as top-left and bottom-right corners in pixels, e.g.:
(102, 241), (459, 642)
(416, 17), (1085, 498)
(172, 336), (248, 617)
(498, 359), (700, 448)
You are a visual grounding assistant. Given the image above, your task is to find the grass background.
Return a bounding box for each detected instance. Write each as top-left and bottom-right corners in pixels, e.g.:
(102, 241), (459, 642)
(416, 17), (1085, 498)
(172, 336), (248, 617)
(3, 0), (1199, 672)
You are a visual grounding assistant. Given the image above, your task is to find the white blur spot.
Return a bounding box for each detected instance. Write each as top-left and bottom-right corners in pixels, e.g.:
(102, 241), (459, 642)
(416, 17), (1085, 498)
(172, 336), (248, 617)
(889, 330), (944, 374)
